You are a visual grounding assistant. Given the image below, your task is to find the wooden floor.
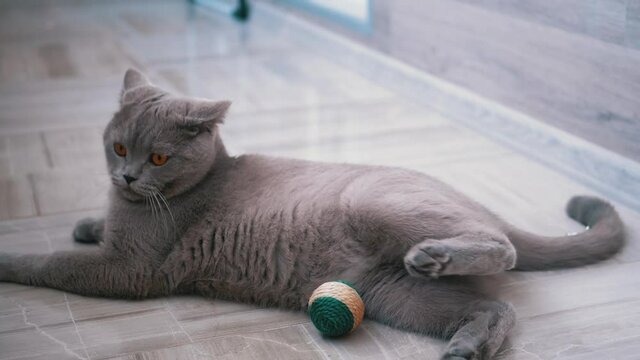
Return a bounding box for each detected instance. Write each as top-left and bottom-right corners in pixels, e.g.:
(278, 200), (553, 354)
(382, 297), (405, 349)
(1, 1), (639, 359)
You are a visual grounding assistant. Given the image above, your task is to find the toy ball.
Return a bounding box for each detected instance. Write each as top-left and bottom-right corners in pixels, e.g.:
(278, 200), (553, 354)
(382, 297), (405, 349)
(308, 281), (365, 337)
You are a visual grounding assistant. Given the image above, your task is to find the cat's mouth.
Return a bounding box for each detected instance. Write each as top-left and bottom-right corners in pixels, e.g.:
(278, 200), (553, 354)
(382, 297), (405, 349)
(117, 186), (146, 201)
(112, 181), (154, 202)
(111, 174), (176, 202)
(132, 184), (172, 205)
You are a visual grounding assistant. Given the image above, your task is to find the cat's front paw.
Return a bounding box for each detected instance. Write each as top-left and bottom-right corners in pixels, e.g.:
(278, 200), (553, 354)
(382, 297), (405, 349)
(404, 242), (451, 278)
(73, 218), (101, 244)
(0, 253), (17, 282)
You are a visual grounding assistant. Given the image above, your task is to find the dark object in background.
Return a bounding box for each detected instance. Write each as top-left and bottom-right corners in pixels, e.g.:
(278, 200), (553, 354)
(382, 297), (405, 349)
(233, 0), (250, 21)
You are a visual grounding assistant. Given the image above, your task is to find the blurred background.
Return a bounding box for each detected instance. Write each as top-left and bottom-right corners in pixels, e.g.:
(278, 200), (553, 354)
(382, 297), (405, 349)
(0, 1), (639, 359)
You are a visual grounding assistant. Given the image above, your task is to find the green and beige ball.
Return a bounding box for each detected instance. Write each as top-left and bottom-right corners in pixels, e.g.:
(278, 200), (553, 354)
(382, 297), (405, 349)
(308, 281), (365, 337)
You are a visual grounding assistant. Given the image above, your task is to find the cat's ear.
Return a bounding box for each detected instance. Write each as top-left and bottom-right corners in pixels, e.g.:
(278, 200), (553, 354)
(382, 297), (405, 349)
(182, 100), (231, 135)
(123, 68), (150, 91)
(187, 100), (231, 124)
(120, 68), (153, 105)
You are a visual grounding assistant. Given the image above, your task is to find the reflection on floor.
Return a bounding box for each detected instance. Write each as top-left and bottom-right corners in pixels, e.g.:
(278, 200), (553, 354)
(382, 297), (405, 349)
(0, 1), (639, 359)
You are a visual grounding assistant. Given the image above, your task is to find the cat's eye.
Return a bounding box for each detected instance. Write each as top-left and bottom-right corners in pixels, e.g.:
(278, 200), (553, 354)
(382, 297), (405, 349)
(150, 153), (169, 166)
(185, 125), (200, 135)
(114, 143), (127, 157)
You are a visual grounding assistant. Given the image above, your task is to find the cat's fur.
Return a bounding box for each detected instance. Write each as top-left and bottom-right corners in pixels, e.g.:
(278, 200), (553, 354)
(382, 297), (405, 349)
(0, 69), (625, 360)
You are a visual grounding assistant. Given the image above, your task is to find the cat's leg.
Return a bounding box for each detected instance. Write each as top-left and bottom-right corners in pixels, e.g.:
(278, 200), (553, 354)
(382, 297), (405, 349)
(0, 250), (173, 298)
(404, 232), (516, 278)
(345, 190), (515, 276)
(73, 217), (105, 244)
(358, 268), (515, 360)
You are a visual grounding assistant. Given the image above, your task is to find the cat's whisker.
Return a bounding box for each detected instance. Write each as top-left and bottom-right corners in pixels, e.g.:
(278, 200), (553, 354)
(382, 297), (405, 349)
(146, 192), (161, 238)
(151, 191), (170, 239)
(156, 191), (176, 237)
(148, 191), (160, 230)
(148, 195), (156, 223)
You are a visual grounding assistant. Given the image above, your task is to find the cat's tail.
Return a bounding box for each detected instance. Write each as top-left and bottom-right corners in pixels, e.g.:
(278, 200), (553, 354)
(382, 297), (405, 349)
(507, 195), (624, 270)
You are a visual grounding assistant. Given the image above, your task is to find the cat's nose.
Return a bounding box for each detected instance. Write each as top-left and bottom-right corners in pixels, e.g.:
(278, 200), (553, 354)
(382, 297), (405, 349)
(123, 174), (137, 185)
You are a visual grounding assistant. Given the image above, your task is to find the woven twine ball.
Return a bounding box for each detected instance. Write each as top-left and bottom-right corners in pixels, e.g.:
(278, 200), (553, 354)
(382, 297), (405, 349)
(308, 281), (365, 337)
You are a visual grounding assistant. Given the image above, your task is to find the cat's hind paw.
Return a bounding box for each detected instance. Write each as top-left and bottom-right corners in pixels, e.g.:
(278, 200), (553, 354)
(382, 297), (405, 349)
(404, 242), (451, 278)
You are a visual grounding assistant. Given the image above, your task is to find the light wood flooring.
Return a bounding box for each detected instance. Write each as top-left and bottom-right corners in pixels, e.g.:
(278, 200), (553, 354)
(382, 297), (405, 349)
(0, 1), (639, 359)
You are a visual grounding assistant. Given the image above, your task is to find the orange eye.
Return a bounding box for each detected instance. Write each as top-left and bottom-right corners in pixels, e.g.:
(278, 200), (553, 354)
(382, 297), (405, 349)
(150, 153), (169, 166)
(114, 143), (127, 157)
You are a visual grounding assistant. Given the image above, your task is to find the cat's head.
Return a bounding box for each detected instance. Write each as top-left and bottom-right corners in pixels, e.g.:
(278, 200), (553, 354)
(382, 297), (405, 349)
(104, 69), (230, 201)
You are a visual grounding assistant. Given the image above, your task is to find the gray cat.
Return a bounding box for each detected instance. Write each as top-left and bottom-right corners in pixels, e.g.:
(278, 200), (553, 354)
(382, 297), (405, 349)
(0, 69), (625, 360)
